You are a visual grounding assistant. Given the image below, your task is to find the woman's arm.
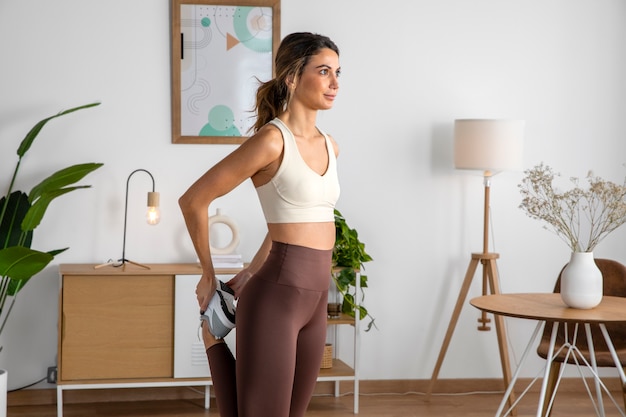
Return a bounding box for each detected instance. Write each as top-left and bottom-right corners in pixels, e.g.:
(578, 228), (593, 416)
(179, 126), (282, 311)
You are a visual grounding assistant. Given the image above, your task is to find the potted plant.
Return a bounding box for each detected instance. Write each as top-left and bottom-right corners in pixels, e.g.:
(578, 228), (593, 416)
(518, 162), (626, 308)
(0, 103), (104, 350)
(332, 209), (376, 331)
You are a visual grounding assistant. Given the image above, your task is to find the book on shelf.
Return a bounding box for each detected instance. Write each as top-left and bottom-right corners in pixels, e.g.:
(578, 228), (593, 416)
(211, 253), (244, 269)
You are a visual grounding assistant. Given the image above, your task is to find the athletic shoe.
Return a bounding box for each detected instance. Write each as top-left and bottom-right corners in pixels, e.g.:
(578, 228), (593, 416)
(200, 280), (236, 339)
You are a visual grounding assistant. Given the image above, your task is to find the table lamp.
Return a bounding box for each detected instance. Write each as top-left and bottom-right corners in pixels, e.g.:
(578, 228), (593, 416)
(95, 168), (160, 269)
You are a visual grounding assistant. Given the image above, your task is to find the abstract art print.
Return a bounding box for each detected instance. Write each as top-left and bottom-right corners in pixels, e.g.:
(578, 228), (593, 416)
(171, 0), (281, 144)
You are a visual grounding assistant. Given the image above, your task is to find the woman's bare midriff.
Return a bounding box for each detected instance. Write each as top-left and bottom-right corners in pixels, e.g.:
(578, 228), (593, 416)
(267, 222), (336, 250)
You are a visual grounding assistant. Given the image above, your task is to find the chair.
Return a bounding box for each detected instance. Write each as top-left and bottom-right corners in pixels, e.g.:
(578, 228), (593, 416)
(536, 258), (626, 416)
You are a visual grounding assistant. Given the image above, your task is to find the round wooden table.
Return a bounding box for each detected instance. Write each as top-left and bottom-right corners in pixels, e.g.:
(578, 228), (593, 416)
(471, 293), (626, 323)
(470, 293), (626, 417)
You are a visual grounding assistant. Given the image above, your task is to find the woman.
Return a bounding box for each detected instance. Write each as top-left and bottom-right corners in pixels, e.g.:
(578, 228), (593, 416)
(179, 32), (341, 417)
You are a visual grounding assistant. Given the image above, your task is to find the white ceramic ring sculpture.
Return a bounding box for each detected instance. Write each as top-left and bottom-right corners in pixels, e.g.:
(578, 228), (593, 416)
(209, 209), (240, 255)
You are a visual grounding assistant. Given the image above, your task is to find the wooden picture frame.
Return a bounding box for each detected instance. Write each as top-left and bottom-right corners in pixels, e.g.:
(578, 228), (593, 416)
(170, 0), (281, 144)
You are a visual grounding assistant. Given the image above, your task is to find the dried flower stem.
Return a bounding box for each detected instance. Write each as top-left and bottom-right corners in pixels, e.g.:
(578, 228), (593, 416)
(519, 163), (626, 252)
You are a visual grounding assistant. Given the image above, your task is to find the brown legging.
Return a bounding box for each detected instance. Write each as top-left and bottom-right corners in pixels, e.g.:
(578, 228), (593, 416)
(206, 241), (331, 417)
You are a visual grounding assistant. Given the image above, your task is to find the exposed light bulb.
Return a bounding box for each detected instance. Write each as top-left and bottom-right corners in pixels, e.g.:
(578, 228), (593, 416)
(147, 192), (160, 225)
(146, 206), (160, 225)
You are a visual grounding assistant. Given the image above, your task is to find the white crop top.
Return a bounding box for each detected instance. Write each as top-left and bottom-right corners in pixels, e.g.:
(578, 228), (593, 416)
(255, 118), (340, 223)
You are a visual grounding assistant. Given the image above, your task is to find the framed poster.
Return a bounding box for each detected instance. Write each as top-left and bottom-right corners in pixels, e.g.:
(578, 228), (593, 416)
(170, 0), (281, 144)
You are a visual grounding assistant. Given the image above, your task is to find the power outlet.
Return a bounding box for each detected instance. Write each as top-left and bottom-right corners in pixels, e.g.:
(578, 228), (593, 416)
(46, 366), (57, 384)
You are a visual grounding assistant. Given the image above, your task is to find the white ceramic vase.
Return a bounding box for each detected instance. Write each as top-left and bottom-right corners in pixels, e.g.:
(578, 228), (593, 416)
(560, 252), (603, 309)
(0, 369), (6, 417)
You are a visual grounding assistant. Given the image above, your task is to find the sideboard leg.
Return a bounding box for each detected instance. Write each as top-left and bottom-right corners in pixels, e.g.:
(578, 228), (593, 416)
(56, 386), (63, 417)
(204, 385), (211, 409)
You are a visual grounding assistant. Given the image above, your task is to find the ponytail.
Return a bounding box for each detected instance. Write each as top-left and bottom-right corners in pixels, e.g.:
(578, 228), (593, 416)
(253, 78), (288, 133)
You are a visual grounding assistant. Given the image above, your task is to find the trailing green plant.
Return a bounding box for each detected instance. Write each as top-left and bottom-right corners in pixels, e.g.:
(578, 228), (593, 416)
(0, 103), (103, 348)
(332, 208), (376, 331)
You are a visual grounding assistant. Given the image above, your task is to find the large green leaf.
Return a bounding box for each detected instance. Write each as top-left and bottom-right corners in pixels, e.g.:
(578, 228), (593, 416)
(29, 163), (104, 203)
(0, 246), (54, 295)
(16, 103), (101, 158)
(0, 191), (33, 249)
(22, 186), (91, 232)
(7, 248), (67, 295)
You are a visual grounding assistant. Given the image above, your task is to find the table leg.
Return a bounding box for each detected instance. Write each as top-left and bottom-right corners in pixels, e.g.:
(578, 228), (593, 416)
(585, 323), (606, 417)
(494, 321), (545, 417)
(599, 324), (626, 384)
(599, 324), (626, 416)
(536, 321), (560, 417)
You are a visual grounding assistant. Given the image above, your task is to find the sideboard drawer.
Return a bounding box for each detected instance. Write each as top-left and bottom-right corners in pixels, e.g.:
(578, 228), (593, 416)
(60, 274), (174, 381)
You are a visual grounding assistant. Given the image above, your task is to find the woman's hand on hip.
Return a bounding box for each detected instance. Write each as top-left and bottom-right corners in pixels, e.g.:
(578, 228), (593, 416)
(227, 269), (253, 298)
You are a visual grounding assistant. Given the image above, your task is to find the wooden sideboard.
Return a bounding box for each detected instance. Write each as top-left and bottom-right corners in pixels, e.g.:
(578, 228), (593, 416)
(56, 263), (240, 416)
(57, 263), (360, 415)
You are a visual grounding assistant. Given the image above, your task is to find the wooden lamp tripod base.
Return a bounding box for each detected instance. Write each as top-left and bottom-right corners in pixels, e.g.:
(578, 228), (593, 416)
(425, 174), (516, 414)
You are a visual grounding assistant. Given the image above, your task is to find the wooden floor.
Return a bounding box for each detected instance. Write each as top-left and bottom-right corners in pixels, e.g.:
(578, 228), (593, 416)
(8, 386), (626, 417)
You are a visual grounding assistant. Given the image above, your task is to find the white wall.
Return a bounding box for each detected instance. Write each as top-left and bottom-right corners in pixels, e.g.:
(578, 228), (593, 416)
(1, 0), (625, 390)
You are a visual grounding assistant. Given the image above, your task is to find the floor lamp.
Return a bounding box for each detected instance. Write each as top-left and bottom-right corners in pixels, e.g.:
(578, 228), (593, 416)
(426, 120), (524, 409)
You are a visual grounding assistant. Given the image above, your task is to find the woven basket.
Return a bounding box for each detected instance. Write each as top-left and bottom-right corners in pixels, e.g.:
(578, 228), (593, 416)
(320, 343), (333, 369)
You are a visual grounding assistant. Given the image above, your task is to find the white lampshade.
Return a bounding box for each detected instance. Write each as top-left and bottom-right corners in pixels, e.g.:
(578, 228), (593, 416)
(454, 119), (524, 173)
